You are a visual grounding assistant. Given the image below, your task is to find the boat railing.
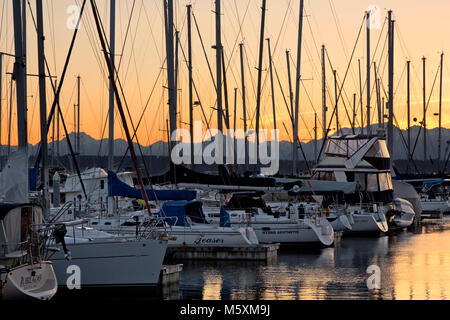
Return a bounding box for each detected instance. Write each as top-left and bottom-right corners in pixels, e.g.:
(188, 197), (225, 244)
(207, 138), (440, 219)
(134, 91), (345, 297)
(0, 241), (30, 267)
(48, 201), (74, 223)
(137, 216), (173, 240)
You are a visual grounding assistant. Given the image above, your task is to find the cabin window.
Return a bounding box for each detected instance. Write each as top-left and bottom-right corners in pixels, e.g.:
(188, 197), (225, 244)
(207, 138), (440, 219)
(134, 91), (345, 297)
(367, 174), (378, 192)
(378, 173), (392, 191)
(100, 180), (105, 190)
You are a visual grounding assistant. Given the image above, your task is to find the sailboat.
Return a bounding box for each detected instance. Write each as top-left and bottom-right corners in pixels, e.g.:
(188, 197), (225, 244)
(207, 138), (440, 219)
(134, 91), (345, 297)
(0, 152), (58, 300)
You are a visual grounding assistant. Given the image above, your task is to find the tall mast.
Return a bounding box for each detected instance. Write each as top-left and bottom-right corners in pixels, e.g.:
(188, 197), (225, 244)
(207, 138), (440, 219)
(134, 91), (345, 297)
(164, 0), (176, 146)
(358, 59), (363, 134)
(333, 69), (338, 134)
(77, 75), (81, 154)
(267, 38), (277, 133)
(215, 0), (223, 134)
(255, 0), (267, 156)
(233, 87), (237, 165)
(407, 60), (411, 173)
(439, 52), (444, 168)
(221, 51), (230, 129)
(352, 93), (356, 132)
(387, 10), (395, 157)
(36, 0), (49, 217)
(293, 0), (304, 175)
(239, 43), (248, 171)
(108, 0), (116, 216)
(286, 51), (294, 122)
(322, 45), (327, 139)
(314, 112), (318, 164)
(366, 10), (371, 136)
(12, 0), (28, 198)
(187, 5), (194, 167)
(13, 0), (27, 150)
(0, 53), (2, 154)
(423, 56), (427, 163)
(374, 62), (381, 131)
(7, 75), (13, 156)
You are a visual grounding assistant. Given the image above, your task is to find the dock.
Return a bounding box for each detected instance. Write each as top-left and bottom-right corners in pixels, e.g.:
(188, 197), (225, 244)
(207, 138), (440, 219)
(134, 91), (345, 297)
(167, 244), (279, 261)
(159, 264), (183, 286)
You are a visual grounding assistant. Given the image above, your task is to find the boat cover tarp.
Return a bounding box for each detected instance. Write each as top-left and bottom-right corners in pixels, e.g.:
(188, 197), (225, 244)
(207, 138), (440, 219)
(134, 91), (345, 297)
(0, 150), (28, 203)
(150, 163), (276, 187)
(158, 201), (207, 227)
(108, 171), (197, 201)
(392, 180), (422, 216)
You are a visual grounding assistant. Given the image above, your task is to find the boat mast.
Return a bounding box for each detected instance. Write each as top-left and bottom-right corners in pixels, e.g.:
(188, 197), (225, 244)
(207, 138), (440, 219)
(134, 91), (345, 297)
(13, 0), (27, 150)
(388, 10), (395, 157)
(239, 43), (248, 171)
(366, 10), (371, 136)
(407, 60), (411, 173)
(267, 38), (277, 133)
(439, 52), (444, 169)
(352, 93), (356, 132)
(423, 56), (427, 164)
(164, 0), (176, 149)
(333, 69), (338, 134)
(108, 0), (116, 216)
(77, 75), (80, 154)
(314, 112), (318, 164)
(255, 0), (267, 160)
(286, 51), (294, 124)
(12, 0), (28, 198)
(187, 5), (194, 167)
(322, 45), (327, 140)
(36, 0), (50, 217)
(215, 0), (223, 135)
(0, 53), (2, 154)
(293, 0), (304, 175)
(358, 59), (363, 134)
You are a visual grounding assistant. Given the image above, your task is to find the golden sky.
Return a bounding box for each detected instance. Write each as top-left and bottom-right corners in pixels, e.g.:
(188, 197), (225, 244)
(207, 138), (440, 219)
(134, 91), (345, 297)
(1, 0), (450, 147)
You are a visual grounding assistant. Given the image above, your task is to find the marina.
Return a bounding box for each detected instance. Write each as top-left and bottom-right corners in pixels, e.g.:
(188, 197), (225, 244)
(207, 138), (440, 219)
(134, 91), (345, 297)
(1, 0), (450, 304)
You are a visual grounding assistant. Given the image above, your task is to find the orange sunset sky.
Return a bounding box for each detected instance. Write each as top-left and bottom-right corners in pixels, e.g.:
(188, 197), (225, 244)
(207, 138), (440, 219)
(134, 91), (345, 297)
(1, 0), (450, 147)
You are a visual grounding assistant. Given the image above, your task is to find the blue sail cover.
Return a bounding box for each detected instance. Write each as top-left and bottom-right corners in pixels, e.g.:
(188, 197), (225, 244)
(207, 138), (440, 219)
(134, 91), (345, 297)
(107, 171), (197, 201)
(219, 206), (231, 227)
(158, 201), (206, 227)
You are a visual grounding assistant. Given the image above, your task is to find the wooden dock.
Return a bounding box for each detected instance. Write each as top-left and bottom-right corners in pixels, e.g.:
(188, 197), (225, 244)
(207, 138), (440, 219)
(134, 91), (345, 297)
(159, 264), (183, 286)
(167, 244), (279, 261)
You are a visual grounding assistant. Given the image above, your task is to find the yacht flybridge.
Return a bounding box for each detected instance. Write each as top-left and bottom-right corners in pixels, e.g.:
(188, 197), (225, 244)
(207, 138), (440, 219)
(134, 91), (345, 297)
(312, 135), (416, 233)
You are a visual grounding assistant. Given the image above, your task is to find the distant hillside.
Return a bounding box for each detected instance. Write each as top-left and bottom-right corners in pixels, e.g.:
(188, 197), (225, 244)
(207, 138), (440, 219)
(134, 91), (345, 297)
(18, 125), (448, 162)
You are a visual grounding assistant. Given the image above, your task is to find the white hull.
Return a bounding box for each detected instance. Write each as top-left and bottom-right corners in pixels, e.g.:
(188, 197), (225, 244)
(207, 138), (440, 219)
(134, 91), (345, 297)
(346, 213), (388, 234)
(328, 215), (353, 232)
(250, 219), (334, 246)
(88, 217), (259, 247)
(1, 261), (57, 300)
(50, 238), (167, 287)
(421, 199), (450, 213)
(204, 210), (334, 246)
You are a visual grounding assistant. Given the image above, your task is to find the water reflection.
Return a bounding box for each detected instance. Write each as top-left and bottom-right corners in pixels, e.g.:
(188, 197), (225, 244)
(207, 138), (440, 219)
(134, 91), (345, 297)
(178, 218), (450, 300)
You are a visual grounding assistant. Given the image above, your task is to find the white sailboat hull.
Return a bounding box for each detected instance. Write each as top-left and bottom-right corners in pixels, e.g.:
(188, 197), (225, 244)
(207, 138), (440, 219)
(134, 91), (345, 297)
(1, 261), (57, 300)
(346, 213), (388, 234)
(421, 199), (450, 213)
(51, 238), (167, 287)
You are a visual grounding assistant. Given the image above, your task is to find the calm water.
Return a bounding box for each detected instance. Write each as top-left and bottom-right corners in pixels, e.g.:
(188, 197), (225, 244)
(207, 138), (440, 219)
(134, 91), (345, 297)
(176, 218), (450, 300)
